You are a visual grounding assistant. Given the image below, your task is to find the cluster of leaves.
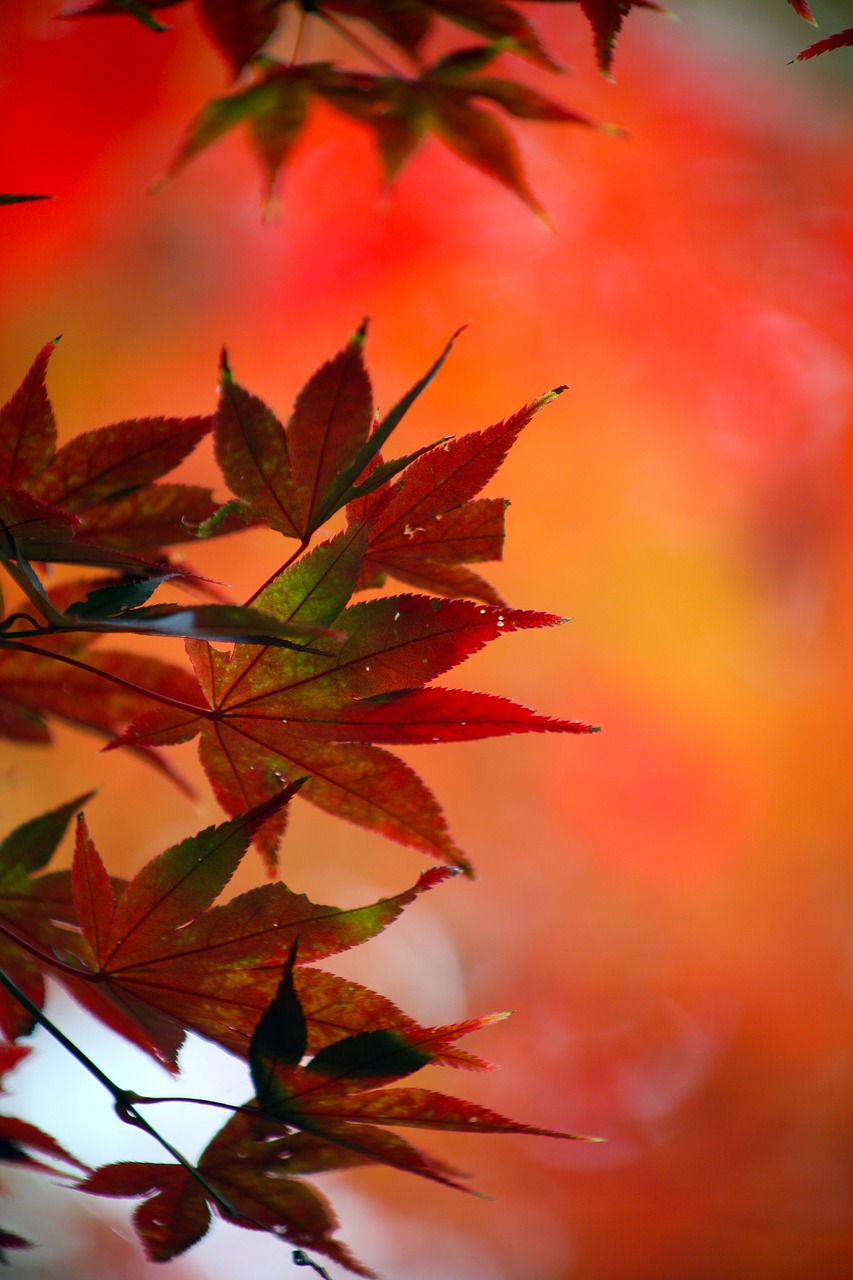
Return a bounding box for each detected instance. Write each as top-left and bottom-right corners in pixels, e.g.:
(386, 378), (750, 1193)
(0, 331), (594, 1269)
(51, 0), (848, 217)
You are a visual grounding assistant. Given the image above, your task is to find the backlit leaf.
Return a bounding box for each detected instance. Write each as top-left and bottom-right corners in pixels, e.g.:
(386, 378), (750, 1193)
(793, 27), (853, 60)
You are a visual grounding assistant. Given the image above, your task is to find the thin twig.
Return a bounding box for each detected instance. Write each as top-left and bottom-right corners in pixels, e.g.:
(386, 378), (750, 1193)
(315, 8), (405, 76)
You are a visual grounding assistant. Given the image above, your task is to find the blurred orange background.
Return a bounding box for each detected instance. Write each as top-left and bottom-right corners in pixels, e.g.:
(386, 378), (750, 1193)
(2, 2), (853, 1276)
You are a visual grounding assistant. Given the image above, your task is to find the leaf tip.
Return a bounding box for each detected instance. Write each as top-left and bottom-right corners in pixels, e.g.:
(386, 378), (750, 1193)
(351, 316), (370, 348)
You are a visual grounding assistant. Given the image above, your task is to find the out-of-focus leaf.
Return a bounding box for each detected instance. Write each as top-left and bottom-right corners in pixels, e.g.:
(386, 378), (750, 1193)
(197, 0), (284, 72)
(787, 0), (817, 23)
(63, 0), (185, 28)
(323, 0), (559, 69)
(577, 0), (666, 76)
(0, 1115), (89, 1174)
(0, 1226), (32, 1260)
(0, 636), (205, 755)
(166, 55), (599, 214)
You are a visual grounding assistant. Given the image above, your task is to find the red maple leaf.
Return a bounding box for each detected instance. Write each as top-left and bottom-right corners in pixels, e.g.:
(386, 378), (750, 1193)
(0, 342), (247, 575)
(79, 1130), (373, 1273)
(51, 790), (467, 1068)
(348, 387), (568, 605)
(110, 523), (590, 871)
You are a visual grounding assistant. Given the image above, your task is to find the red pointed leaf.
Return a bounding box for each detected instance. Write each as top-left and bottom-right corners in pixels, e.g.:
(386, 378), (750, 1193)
(31, 416), (211, 510)
(288, 1084), (577, 1138)
(248, 67), (312, 204)
(787, 0), (817, 23)
(287, 327), (374, 533)
(0, 643), (205, 748)
(368, 496), (507, 571)
(794, 27), (853, 60)
(0, 1115), (89, 1174)
(579, 0), (664, 75)
(214, 354), (302, 537)
(55, 800), (454, 1067)
(413, 0), (559, 69)
(71, 813), (116, 969)
(0, 343), (57, 488)
(429, 86), (547, 218)
(322, 0), (428, 58)
(314, 687), (598, 743)
(78, 1162), (210, 1262)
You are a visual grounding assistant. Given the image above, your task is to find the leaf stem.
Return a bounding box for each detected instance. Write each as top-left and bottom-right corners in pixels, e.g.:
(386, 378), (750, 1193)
(290, 7), (309, 66)
(244, 537), (311, 607)
(315, 8), (406, 77)
(0, 636), (212, 720)
(130, 1093), (258, 1115)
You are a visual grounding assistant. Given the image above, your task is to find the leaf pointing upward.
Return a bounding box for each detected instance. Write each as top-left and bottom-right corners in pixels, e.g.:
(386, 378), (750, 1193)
(214, 325), (461, 542)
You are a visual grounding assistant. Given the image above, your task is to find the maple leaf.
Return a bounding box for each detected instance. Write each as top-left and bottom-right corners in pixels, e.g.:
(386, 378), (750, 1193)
(793, 27), (853, 60)
(0, 1115), (89, 1176)
(79, 1126), (374, 1273)
(110, 522), (582, 870)
(338, 49), (600, 219)
(0, 342), (246, 577)
(77, 953), (584, 1272)
(54, 790), (462, 1067)
(212, 324), (456, 543)
(238, 950), (589, 1194)
(321, 0), (561, 70)
(196, 0), (285, 73)
(348, 387), (567, 605)
(0, 627), (205, 795)
(569, 0), (665, 77)
(165, 54), (599, 214)
(214, 324), (372, 541)
(0, 795), (93, 1040)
